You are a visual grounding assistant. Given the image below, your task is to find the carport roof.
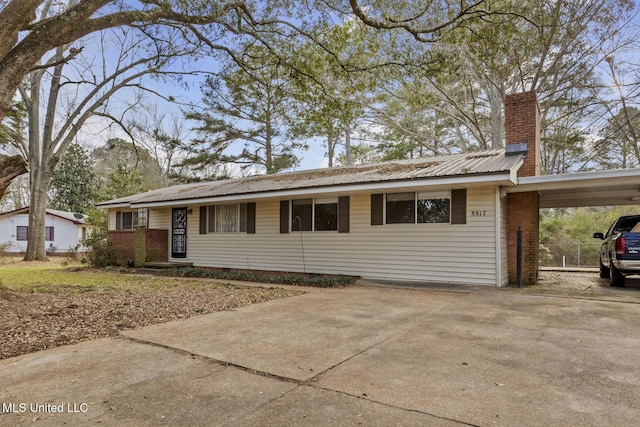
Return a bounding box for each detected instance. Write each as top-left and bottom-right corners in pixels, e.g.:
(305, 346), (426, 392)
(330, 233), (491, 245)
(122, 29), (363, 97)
(505, 168), (640, 208)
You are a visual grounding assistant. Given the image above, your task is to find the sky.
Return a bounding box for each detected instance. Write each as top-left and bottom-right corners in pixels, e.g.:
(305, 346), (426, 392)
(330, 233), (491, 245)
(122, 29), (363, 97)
(72, 33), (332, 178)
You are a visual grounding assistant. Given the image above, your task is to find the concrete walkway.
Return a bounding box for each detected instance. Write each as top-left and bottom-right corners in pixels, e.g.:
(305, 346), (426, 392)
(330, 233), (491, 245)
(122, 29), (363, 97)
(2, 284), (640, 426)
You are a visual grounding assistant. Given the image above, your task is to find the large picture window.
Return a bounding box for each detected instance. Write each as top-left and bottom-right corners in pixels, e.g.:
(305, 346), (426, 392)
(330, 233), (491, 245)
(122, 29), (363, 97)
(385, 191), (451, 224)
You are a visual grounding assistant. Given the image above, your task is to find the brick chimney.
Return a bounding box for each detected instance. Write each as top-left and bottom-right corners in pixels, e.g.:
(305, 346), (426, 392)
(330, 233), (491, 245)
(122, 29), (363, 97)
(505, 91), (541, 177)
(505, 91), (541, 286)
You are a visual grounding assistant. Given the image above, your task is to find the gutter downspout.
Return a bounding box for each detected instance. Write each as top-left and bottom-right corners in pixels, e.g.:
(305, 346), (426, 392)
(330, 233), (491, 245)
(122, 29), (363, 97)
(495, 187), (503, 287)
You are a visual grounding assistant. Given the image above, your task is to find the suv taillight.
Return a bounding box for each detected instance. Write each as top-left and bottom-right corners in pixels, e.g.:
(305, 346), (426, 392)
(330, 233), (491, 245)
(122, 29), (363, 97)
(615, 236), (627, 255)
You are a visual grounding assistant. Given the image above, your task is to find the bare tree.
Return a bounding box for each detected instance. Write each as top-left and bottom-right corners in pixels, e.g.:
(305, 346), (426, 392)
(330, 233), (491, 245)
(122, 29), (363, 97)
(128, 105), (190, 187)
(0, 0), (512, 190)
(18, 24), (198, 260)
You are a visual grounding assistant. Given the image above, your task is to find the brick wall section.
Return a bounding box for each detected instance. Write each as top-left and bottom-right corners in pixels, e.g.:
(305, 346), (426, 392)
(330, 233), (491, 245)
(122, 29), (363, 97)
(505, 91), (541, 285)
(108, 230), (135, 263)
(108, 229), (168, 265)
(507, 192), (540, 285)
(145, 229), (168, 262)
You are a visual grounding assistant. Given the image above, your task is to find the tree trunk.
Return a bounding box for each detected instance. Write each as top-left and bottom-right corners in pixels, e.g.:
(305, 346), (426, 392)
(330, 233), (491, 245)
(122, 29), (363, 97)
(344, 125), (352, 166)
(24, 166), (51, 261)
(0, 154), (27, 199)
(488, 86), (504, 149)
(327, 134), (334, 168)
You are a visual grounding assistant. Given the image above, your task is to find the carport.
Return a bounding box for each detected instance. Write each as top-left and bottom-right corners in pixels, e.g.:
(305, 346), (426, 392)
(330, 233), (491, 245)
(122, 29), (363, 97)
(504, 167), (640, 285)
(506, 168), (640, 208)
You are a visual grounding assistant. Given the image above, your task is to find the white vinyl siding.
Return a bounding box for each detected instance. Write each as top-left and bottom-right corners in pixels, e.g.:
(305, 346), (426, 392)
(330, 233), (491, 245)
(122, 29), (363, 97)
(182, 187), (500, 286)
(0, 213), (84, 253)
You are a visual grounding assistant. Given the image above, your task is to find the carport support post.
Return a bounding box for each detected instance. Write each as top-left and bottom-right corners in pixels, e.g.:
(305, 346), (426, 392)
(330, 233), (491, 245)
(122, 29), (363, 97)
(507, 192), (540, 285)
(505, 91), (541, 286)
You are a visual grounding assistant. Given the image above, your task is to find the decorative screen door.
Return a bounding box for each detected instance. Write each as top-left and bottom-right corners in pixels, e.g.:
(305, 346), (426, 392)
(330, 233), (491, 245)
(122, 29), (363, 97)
(171, 208), (187, 258)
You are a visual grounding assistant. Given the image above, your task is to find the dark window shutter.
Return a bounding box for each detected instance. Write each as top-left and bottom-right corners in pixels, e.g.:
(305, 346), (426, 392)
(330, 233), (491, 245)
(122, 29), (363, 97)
(451, 189), (467, 224)
(280, 200), (289, 233)
(338, 196), (350, 233)
(116, 211), (122, 230)
(247, 202), (256, 234)
(371, 194), (383, 225)
(199, 206), (207, 234)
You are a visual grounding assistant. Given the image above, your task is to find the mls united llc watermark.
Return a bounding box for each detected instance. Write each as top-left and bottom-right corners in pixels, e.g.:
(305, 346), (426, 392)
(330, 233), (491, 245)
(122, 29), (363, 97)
(2, 402), (88, 414)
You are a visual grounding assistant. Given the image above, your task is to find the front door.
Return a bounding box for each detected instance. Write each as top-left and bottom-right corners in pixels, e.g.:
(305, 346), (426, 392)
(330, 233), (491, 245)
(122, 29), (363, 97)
(171, 207), (187, 258)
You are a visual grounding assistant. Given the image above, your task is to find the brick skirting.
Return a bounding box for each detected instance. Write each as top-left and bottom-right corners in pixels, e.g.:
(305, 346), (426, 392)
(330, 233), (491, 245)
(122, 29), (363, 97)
(107, 229), (168, 265)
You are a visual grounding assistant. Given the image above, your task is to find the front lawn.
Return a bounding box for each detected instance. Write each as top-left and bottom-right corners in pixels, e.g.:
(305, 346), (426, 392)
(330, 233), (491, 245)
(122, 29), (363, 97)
(0, 258), (301, 359)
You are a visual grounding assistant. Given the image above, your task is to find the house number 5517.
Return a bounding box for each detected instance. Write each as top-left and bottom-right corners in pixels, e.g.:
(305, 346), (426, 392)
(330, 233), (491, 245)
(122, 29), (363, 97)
(471, 211), (487, 216)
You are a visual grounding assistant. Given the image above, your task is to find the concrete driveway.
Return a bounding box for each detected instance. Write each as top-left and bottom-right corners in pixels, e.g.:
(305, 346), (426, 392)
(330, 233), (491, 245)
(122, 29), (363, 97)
(2, 282), (640, 426)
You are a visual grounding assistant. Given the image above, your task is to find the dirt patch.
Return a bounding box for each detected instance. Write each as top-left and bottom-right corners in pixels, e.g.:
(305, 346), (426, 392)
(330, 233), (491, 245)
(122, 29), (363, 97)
(0, 282), (299, 360)
(521, 270), (640, 299)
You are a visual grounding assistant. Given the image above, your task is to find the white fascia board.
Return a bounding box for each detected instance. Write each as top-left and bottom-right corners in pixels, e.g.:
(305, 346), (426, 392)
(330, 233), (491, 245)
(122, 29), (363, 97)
(505, 168), (640, 193)
(130, 173), (516, 208)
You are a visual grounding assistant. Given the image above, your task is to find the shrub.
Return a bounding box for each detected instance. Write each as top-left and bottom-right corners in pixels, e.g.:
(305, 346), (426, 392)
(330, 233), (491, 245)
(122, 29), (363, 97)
(159, 267), (356, 288)
(0, 242), (13, 256)
(82, 228), (116, 268)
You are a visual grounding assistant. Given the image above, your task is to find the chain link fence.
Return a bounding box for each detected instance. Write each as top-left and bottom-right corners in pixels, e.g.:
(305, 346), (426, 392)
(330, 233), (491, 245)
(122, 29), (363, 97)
(540, 242), (601, 268)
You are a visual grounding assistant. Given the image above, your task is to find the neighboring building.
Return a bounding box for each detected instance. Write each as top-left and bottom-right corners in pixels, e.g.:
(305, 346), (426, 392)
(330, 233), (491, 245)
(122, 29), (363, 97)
(96, 92), (640, 286)
(0, 207), (92, 254)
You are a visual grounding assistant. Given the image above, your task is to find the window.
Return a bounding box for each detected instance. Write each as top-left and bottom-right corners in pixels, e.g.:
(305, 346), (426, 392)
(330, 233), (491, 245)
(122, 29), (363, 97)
(386, 192), (415, 224)
(314, 198), (338, 231)
(385, 191), (451, 224)
(15, 226), (55, 241)
(216, 204), (239, 232)
(45, 226), (54, 241)
(116, 211), (138, 230)
(290, 198), (339, 232)
(417, 191), (450, 223)
(206, 203), (249, 233)
(16, 226), (28, 241)
(281, 197), (349, 233)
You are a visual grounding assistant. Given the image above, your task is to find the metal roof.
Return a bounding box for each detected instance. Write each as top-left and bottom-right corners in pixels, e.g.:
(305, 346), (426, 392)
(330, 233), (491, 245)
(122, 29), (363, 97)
(97, 149), (524, 208)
